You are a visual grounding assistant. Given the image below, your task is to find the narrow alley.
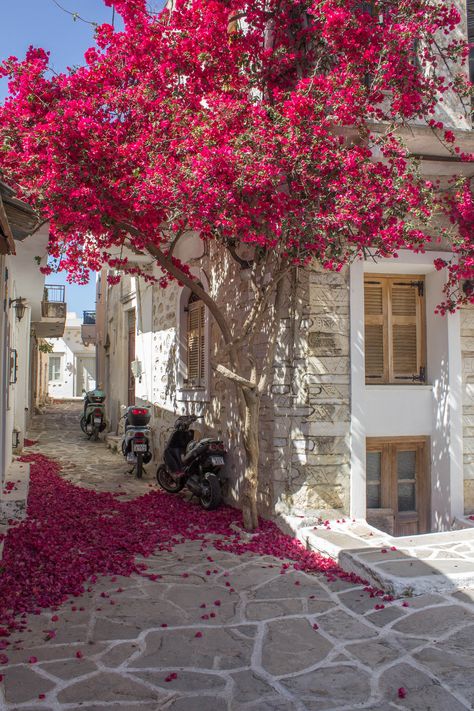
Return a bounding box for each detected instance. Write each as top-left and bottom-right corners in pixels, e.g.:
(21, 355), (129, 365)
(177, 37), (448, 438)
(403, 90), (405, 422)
(1, 403), (474, 711)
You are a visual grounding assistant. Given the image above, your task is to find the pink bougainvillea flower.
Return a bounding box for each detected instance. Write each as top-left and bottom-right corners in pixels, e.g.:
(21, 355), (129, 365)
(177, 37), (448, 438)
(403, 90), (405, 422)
(195, 631), (203, 638)
(0, 655), (8, 665)
(398, 687), (407, 698)
(28, 656), (38, 664)
(75, 651), (83, 659)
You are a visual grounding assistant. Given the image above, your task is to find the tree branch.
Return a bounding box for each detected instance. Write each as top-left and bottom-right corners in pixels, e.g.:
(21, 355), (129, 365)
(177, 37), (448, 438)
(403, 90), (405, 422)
(215, 364), (255, 389)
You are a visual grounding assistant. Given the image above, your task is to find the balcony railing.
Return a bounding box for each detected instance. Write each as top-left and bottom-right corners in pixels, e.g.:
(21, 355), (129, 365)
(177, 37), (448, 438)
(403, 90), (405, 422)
(81, 312), (97, 345)
(43, 284), (65, 303)
(41, 284), (66, 322)
(83, 310), (96, 325)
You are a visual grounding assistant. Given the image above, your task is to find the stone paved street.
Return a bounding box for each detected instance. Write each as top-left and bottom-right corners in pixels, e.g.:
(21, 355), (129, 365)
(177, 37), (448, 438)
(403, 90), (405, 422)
(1, 403), (474, 710)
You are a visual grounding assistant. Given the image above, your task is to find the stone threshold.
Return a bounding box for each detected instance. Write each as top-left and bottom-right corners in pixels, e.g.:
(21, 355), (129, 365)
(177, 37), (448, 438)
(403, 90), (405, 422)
(0, 458), (30, 560)
(279, 514), (474, 597)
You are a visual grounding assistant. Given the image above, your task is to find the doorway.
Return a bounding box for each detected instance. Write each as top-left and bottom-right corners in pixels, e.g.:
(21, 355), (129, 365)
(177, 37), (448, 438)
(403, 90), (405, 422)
(75, 356), (96, 396)
(127, 309), (136, 406)
(366, 436), (430, 536)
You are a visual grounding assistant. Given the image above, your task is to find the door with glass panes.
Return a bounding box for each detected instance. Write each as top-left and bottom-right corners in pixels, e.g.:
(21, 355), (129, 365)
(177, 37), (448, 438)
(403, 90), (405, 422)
(366, 437), (429, 536)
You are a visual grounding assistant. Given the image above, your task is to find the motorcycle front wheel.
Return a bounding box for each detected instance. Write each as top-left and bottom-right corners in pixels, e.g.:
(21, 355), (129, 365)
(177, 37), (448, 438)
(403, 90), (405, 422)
(200, 472), (222, 511)
(136, 454), (143, 479)
(156, 465), (185, 493)
(80, 416), (87, 434)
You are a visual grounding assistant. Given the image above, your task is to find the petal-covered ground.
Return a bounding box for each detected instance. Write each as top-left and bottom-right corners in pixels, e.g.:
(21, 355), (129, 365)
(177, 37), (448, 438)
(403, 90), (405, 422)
(0, 453), (364, 635)
(2, 404), (474, 710)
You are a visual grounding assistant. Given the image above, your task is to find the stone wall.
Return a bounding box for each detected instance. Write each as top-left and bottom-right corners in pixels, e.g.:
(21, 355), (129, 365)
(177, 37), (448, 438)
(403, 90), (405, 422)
(461, 305), (474, 513)
(101, 242), (354, 519)
(269, 265), (351, 519)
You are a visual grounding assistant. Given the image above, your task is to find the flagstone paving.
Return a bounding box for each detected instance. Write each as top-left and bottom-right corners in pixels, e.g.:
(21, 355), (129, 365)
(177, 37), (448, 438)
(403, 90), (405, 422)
(1, 402), (474, 710)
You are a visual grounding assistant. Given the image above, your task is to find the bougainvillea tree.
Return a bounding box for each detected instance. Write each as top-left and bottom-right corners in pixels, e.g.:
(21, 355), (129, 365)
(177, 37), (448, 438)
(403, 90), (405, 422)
(0, 0), (472, 528)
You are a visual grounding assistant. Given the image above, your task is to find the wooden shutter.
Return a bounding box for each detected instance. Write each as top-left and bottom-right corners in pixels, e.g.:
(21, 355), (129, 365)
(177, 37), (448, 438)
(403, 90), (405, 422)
(364, 275), (425, 384)
(364, 279), (387, 382)
(389, 280), (424, 382)
(187, 299), (206, 386)
(199, 302), (205, 382)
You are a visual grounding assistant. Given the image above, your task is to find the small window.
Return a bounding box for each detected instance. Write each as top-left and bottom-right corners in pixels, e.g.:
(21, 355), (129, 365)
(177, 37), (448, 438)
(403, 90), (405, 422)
(366, 437), (429, 536)
(185, 293), (206, 387)
(364, 275), (426, 384)
(48, 355), (62, 382)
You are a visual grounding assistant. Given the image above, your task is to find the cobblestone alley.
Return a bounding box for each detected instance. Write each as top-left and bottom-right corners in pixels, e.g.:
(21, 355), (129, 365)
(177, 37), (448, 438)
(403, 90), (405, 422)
(1, 402), (474, 711)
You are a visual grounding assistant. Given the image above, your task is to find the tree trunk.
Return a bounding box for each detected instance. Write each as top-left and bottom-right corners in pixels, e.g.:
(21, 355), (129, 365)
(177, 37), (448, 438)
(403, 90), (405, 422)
(241, 389), (260, 531)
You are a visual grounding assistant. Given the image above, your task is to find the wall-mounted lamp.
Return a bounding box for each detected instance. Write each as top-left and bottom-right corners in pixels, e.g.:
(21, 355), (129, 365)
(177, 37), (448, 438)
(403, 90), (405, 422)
(12, 429), (20, 449)
(9, 297), (27, 322)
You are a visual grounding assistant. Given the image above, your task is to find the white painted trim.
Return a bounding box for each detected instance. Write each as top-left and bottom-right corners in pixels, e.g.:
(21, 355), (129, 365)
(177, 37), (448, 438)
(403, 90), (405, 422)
(350, 259), (367, 519)
(448, 307), (463, 519)
(349, 252), (464, 529)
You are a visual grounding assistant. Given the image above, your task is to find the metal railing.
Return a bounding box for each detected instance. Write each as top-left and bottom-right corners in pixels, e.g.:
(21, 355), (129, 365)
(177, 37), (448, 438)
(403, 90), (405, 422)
(83, 311), (96, 325)
(43, 284), (65, 303)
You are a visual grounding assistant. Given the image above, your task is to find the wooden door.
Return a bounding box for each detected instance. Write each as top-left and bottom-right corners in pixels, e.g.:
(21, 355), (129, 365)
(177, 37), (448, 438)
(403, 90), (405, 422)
(127, 310), (136, 406)
(366, 437), (430, 536)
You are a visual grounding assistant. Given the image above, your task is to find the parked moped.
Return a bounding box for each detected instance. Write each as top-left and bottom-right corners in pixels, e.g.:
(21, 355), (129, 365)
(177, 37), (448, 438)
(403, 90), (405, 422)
(156, 414), (226, 510)
(80, 389), (106, 441)
(121, 406), (152, 478)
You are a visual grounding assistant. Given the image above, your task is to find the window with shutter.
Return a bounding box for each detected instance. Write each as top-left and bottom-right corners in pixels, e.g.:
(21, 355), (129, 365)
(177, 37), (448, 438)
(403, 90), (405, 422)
(186, 294), (206, 387)
(364, 275), (425, 385)
(468, 0), (474, 85)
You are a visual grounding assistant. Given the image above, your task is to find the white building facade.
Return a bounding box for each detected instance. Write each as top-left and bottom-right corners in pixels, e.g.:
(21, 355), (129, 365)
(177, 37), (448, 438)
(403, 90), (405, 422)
(0, 181), (66, 522)
(91, 1), (474, 536)
(48, 313), (96, 399)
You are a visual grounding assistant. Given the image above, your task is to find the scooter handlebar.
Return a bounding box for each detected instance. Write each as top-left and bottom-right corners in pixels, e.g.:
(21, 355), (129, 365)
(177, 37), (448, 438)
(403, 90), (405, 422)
(175, 414), (203, 427)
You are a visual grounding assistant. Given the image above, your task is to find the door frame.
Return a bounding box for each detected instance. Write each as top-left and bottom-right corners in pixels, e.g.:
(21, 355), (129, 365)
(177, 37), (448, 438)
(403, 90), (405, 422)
(366, 435), (430, 535)
(127, 308), (136, 406)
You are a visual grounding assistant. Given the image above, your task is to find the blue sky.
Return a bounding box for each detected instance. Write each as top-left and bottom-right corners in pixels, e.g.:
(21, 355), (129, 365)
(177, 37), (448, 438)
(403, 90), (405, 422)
(1, 1), (123, 317)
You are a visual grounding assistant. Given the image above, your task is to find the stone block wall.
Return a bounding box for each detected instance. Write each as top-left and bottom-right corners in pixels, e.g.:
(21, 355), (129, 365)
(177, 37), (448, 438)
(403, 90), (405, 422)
(461, 305), (474, 513)
(102, 248), (353, 521)
(269, 265), (351, 519)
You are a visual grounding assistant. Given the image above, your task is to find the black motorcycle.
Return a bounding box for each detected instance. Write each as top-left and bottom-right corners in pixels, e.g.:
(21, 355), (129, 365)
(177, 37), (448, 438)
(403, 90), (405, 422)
(156, 415), (226, 510)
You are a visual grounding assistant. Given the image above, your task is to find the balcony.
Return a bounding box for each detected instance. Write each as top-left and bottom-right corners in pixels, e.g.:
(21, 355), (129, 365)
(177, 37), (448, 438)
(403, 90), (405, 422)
(36, 284), (67, 338)
(81, 310), (97, 347)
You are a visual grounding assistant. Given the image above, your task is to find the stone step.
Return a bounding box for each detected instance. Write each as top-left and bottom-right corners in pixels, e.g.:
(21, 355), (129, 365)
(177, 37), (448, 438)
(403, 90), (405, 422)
(283, 516), (474, 596)
(1, 459), (30, 559)
(105, 434), (122, 453)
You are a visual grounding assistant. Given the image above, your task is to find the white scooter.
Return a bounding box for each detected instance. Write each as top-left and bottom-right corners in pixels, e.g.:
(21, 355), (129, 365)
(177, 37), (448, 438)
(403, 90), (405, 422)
(121, 406), (152, 478)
